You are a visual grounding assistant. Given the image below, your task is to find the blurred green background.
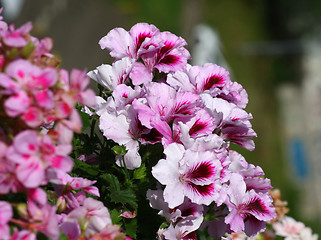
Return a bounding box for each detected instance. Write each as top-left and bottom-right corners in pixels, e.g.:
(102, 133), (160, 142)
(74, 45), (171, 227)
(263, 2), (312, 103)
(4, 0), (321, 235)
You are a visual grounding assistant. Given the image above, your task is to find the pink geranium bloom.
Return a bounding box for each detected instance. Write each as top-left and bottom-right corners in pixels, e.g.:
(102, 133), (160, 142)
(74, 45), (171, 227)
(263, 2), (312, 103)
(99, 22), (159, 59)
(152, 143), (223, 208)
(167, 63), (249, 108)
(99, 107), (142, 169)
(225, 173), (276, 236)
(4, 90), (30, 117)
(201, 93), (256, 151)
(141, 31), (190, 74)
(167, 63), (230, 93)
(26, 202), (60, 240)
(87, 57), (134, 91)
(112, 84), (144, 111)
(10, 229), (37, 240)
(6, 59), (57, 90)
(272, 216), (318, 240)
(61, 198), (112, 238)
(162, 224), (198, 240)
(53, 169), (99, 197)
(0, 201), (12, 239)
(133, 82), (200, 129)
(68, 69), (96, 107)
(3, 21), (32, 47)
(147, 189), (204, 231)
(217, 81), (249, 108)
(229, 151), (272, 192)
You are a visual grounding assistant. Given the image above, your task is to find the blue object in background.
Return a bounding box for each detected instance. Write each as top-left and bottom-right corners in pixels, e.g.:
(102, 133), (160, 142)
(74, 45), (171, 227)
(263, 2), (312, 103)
(289, 138), (309, 179)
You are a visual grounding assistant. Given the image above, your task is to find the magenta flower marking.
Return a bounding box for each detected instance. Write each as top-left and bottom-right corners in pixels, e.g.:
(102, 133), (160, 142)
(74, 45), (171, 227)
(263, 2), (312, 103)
(202, 74), (226, 91)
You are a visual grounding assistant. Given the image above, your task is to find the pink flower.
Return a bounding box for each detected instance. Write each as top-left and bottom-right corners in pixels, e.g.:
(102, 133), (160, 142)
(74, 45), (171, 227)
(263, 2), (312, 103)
(61, 198), (112, 238)
(167, 63), (230, 94)
(224, 173), (276, 236)
(53, 169), (100, 197)
(162, 224), (198, 240)
(3, 22), (32, 47)
(201, 94), (256, 151)
(4, 90), (30, 117)
(147, 189), (204, 231)
(229, 151), (272, 192)
(99, 108), (142, 169)
(69, 69), (96, 107)
(133, 82), (200, 129)
(152, 143), (222, 208)
(87, 58), (134, 91)
(140, 31), (190, 73)
(273, 216), (318, 240)
(0, 201), (12, 239)
(99, 22), (159, 59)
(10, 229), (37, 240)
(26, 202), (60, 240)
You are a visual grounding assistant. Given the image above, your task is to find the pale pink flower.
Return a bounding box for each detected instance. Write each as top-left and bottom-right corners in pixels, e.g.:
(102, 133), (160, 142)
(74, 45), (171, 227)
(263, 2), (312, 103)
(3, 22), (32, 47)
(201, 93), (256, 151)
(87, 57), (134, 91)
(167, 63), (230, 93)
(147, 189), (204, 232)
(225, 173), (276, 236)
(99, 103), (144, 169)
(229, 151), (272, 192)
(53, 169), (100, 197)
(61, 198), (112, 238)
(0, 201), (12, 239)
(162, 224), (198, 240)
(10, 229), (37, 240)
(133, 82), (200, 129)
(152, 143), (222, 208)
(141, 31), (190, 74)
(99, 22), (160, 59)
(273, 216), (318, 240)
(26, 202), (60, 240)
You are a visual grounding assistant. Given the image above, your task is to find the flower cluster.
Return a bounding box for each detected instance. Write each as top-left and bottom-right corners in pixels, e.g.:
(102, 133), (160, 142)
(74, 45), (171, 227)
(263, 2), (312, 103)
(1, 11), (318, 240)
(0, 11), (129, 240)
(88, 23), (276, 239)
(224, 189), (318, 240)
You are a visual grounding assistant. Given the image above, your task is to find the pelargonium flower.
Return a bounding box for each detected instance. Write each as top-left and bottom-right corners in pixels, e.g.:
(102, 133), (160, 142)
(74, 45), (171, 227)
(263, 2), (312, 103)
(229, 150), (272, 192)
(167, 63), (229, 93)
(152, 143), (223, 208)
(10, 229), (37, 240)
(2, 21), (32, 47)
(224, 173), (276, 236)
(147, 189), (204, 229)
(201, 93), (256, 151)
(162, 224), (198, 240)
(133, 82), (200, 129)
(99, 104), (143, 169)
(273, 216), (318, 240)
(60, 197), (112, 239)
(87, 57), (134, 91)
(0, 201), (12, 239)
(140, 31), (191, 74)
(99, 22), (160, 60)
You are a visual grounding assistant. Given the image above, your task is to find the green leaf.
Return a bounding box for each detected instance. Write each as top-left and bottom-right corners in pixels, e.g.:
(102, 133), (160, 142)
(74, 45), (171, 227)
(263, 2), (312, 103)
(73, 159), (100, 178)
(110, 188), (137, 209)
(101, 173), (137, 208)
(58, 232), (70, 240)
(124, 219), (137, 239)
(133, 163), (146, 180)
(78, 109), (91, 131)
(109, 208), (122, 225)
